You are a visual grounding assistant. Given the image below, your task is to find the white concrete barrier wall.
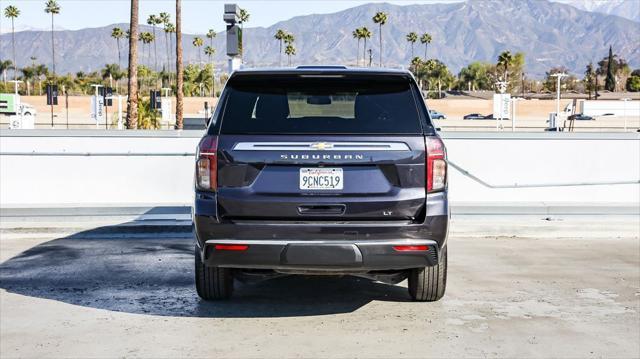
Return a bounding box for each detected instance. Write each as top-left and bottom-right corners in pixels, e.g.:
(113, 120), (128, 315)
(1, 130), (638, 213)
(444, 133), (640, 210)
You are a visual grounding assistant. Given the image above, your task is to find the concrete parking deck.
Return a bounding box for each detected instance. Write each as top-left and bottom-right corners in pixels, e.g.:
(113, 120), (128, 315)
(1, 218), (638, 358)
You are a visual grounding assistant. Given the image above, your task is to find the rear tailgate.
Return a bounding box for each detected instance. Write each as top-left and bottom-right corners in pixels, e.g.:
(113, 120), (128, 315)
(216, 135), (426, 220)
(209, 71), (430, 221)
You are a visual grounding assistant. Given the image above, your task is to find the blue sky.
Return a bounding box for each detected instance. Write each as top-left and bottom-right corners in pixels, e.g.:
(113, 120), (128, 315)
(0, 0), (462, 34)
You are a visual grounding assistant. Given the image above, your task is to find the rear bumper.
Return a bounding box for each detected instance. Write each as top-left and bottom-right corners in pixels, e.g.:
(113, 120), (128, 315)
(193, 191), (449, 271)
(200, 238), (440, 271)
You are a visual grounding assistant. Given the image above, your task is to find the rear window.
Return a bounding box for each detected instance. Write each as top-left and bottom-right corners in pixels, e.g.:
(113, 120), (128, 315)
(217, 75), (424, 134)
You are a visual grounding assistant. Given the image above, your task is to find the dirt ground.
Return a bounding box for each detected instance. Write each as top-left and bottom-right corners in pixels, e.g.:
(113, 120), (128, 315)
(5, 95), (639, 131)
(5, 96), (218, 129)
(1, 221), (638, 358)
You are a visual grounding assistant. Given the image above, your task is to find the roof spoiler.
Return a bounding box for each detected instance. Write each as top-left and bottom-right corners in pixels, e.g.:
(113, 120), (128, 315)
(296, 65), (348, 70)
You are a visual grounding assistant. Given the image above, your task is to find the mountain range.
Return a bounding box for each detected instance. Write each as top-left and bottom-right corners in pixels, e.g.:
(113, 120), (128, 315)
(554, 0), (640, 22)
(0, 0), (638, 78)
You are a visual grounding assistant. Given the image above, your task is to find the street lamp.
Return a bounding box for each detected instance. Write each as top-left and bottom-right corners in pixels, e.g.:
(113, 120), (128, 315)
(223, 4), (242, 73)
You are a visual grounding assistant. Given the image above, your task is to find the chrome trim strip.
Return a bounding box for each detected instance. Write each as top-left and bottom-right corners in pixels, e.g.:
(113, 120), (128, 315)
(232, 142), (411, 151)
(205, 239), (436, 246)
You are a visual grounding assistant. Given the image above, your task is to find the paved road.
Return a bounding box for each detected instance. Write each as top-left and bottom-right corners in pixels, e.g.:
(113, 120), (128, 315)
(0, 227), (638, 358)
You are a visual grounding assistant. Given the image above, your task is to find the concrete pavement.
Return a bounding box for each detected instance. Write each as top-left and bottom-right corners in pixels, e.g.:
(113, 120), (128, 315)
(1, 220), (638, 358)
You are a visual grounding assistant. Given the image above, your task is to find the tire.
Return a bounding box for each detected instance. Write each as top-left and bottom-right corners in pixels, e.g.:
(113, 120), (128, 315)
(195, 246), (234, 300)
(408, 246), (447, 302)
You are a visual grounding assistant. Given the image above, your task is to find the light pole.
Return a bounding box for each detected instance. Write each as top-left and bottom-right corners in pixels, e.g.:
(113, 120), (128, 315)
(224, 4), (242, 73)
(551, 73), (568, 131)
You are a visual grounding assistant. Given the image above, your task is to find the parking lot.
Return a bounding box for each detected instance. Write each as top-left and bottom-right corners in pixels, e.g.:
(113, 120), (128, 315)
(1, 219), (638, 358)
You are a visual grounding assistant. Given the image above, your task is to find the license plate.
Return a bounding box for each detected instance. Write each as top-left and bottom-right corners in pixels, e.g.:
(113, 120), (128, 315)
(299, 168), (343, 190)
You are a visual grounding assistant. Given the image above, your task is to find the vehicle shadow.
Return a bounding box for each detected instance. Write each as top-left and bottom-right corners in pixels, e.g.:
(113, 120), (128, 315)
(0, 225), (412, 318)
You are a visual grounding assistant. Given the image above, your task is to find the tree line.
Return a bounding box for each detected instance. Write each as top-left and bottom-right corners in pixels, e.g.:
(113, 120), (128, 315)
(1, 1), (249, 129)
(2, 4), (640, 128)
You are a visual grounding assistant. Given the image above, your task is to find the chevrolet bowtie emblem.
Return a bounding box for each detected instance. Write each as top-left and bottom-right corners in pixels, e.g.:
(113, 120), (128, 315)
(310, 142), (334, 150)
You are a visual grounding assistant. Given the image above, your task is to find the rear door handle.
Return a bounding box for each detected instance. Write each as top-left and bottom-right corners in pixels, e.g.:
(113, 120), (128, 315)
(297, 204), (346, 215)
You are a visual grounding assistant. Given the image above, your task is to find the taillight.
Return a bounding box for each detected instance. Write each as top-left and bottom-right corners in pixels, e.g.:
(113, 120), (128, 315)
(426, 136), (446, 193)
(393, 245), (429, 252)
(196, 135), (218, 191)
(214, 244), (249, 251)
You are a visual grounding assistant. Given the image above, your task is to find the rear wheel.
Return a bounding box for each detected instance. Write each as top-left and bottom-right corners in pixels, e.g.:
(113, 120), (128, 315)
(408, 246), (447, 302)
(195, 246), (234, 300)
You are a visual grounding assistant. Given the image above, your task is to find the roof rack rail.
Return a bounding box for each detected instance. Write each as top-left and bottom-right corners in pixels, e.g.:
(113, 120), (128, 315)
(295, 65), (348, 69)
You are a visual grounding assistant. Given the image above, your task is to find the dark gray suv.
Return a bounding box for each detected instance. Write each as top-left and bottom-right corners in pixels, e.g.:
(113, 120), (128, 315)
(193, 66), (449, 301)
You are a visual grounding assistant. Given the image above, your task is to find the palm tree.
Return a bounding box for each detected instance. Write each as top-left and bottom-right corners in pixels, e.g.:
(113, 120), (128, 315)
(101, 63), (122, 89)
(44, 0), (61, 76)
(139, 32), (154, 68)
(192, 37), (204, 68)
(20, 66), (35, 96)
(146, 32), (156, 68)
(497, 50), (513, 82)
(410, 57), (424, 83)
(372, 11), (388, 67)
(283, 33), (294, 46)
(206, 29), (216, 52)
(126, 0), (140, 129)
(285, 44), (296, 66)
(0, 60), (12, 86)
(147, 14), (162, 71)
(352, 28), (362, 66)
(283, 33), (295, 67)
(176, 0), (184, 129)
(159, 12), (171, 74)
(164, 22), (176, 77)
(406, 32), (418, 60)
(239, 8), (250, 62)
(360, 27), (371, 67)
(111, 27), (125, 69)
(4, 5), (20, 81)
(138, 33), (145, 66)
(205, 29), (216, 96)
(205, 46), (216, 97)
(420, 33), (432, 61)
(274, 29), (286, 66)
(34, 64), (48, 95)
